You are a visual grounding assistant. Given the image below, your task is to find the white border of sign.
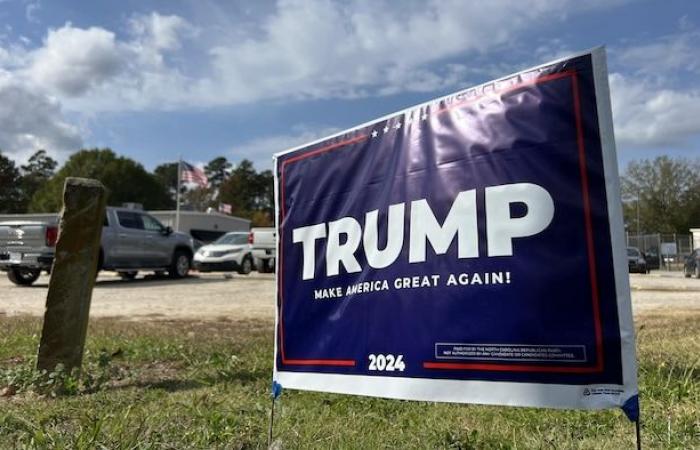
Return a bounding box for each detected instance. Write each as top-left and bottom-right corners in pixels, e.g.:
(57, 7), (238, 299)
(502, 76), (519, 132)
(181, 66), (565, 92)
(272, 47), (638, 410)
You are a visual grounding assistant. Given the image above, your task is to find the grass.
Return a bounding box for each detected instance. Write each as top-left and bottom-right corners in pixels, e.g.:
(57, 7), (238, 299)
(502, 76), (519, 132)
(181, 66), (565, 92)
(0, 313), (698, 449)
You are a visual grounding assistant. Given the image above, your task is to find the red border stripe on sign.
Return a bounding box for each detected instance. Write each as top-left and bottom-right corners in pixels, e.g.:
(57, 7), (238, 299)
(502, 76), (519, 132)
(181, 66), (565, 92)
(278, 70), (604, 372)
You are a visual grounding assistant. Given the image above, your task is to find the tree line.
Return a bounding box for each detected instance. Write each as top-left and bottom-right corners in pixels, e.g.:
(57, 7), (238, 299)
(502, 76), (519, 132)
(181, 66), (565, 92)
(0, 148), (274, 226)
(620, 156), (700, 235)
(1, 149), (698, 233)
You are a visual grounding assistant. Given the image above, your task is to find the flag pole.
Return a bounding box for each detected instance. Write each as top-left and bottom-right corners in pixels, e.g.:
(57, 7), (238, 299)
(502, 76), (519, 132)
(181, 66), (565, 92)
(175, 156), (182, 232)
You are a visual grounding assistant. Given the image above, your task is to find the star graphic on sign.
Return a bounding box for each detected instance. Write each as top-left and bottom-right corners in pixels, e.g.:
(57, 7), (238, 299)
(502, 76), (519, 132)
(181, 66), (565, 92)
(421, 112), (429, 121)
(383, 125), (390, 134)
(371, 130), (378, 138)
(394, 122), (402, 129)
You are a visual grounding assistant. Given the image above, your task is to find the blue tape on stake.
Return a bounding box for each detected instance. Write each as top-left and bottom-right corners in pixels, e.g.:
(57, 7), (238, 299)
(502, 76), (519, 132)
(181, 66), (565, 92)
(621, 395), (639, 422)
(272, 381), (283, 399)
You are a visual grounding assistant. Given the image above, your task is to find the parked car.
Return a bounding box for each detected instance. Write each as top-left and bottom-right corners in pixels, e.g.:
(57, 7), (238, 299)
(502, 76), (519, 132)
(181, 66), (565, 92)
(683, 249), (700, 278)
(627, 247), (648, 274)
(643, 247), (660, 270)
(0, 207), (195, 286)
(193, 232), (254, 274)
(250, 227), (276, 273)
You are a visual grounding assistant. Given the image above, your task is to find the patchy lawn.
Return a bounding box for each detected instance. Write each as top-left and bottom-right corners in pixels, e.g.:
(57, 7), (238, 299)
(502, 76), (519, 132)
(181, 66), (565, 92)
(0, 313), (698, 449)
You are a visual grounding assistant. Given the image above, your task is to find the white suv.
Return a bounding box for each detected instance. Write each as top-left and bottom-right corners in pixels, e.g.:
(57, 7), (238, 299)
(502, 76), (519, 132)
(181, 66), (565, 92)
(193, 232), (254, 274)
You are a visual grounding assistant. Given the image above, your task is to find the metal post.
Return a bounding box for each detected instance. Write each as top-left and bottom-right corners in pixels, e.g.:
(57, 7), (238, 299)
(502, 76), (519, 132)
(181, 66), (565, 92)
(635, 417), (642, 450)
(267, 395), (276, 447)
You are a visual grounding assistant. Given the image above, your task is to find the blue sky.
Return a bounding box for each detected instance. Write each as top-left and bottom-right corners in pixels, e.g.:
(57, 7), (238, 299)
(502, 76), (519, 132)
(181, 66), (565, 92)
(0, 0), (698, 172)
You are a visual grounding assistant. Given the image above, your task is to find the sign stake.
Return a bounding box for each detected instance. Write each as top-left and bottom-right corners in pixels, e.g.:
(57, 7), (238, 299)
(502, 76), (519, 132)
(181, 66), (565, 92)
(267, 394), (276, 448)
(635, 417), (642, 450)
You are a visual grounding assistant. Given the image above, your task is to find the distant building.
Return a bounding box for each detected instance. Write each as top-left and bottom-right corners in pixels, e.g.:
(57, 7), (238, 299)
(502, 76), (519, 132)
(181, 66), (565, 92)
(150, 210), (250, 243)
(0, 209), (250, 244)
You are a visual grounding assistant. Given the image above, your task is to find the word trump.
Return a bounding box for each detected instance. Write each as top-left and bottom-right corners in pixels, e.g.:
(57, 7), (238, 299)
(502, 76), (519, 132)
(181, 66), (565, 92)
(292, 183), (554, 280)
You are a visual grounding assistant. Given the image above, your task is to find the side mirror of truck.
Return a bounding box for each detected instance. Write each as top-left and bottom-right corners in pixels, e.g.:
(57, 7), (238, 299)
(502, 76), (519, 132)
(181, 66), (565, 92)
(163, 226), (173, 236)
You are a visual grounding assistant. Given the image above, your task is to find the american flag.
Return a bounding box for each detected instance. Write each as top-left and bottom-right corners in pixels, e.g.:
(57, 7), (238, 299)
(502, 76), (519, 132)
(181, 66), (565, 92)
(181, 161), (208, 187)
(218, 203), (232, 214)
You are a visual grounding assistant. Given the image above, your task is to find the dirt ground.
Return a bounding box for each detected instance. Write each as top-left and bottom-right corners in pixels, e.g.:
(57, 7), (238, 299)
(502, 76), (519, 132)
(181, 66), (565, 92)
(0, 271), (276, 321)
(0, 270), (698, 321)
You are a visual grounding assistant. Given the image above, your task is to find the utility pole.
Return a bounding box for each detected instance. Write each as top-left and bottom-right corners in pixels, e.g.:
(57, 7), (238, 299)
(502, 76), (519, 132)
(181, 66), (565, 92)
(175, 156), (182, 232)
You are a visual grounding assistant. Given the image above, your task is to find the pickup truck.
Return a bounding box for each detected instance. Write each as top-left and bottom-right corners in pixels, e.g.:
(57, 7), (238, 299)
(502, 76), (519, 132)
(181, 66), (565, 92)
(0, 207), (194, 286)
(249, 227), (276, 273)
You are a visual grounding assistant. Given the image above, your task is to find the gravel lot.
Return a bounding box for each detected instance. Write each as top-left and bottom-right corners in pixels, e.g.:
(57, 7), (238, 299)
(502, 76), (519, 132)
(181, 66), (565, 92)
(0, 272), (276, 321)
(0, 270), (698, 321)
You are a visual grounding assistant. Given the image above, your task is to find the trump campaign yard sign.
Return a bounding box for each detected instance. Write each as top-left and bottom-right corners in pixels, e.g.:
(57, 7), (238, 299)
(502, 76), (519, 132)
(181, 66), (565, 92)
(272, 48), (637, 411)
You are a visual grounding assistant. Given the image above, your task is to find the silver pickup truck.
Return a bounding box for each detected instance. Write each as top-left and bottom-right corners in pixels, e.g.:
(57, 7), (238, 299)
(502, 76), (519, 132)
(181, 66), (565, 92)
(0, 207), (194, 286)
(250, 227), (276, 273)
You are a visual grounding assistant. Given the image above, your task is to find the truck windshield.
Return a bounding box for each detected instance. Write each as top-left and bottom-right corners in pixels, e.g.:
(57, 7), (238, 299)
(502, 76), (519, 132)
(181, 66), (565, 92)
(214, 233), (248, 245)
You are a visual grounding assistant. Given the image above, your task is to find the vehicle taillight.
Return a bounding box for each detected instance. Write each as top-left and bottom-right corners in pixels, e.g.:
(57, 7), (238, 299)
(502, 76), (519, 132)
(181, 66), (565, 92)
(248, 232), (254, 244)
(46, 226), (58, 247)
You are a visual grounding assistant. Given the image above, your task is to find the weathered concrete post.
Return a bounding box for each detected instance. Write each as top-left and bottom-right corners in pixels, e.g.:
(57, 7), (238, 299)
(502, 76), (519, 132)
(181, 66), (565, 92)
(37, 177), (107, 372)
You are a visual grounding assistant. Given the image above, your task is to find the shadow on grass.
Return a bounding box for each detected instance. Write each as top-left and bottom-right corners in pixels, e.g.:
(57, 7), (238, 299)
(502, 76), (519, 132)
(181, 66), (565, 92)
(116, 378), (205, 393)
(109, 366), (266, 394)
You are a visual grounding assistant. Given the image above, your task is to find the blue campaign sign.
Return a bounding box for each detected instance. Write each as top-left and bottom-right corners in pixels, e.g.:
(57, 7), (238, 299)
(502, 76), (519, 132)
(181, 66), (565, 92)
(273, 48), (637, 410)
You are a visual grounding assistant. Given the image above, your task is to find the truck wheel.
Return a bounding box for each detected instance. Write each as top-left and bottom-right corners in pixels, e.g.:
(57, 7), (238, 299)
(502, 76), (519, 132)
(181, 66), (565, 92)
(8, 268), (41, 286)
(238, 256), (253, 275)
(118, 271), (138, 280)
(169, 250), (191, 279)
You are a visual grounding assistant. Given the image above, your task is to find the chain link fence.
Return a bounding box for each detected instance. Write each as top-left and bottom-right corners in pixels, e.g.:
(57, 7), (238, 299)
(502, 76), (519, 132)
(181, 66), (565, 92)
(626, 233), (694, 271)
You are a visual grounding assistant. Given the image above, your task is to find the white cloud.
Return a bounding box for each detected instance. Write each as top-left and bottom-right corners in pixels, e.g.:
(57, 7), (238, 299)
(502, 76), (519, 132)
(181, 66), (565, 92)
(202, 0), (618, 106)
(609, 27), (700, 149)
(2, 13), (195, 110)
(0, 75), (82, 163)
(0, 12), (197, 160)
(615, 29), (700, 76)
(2, 1), (627, 113)
(127, 12), (196, 69)
(25, 1), (40, 24)
(26, 24), (123, 96)
(129, 12), (192, 52)
(610, 73), (700, 148)
(231, 125), (341, 170)
(8, 0), (700, 163)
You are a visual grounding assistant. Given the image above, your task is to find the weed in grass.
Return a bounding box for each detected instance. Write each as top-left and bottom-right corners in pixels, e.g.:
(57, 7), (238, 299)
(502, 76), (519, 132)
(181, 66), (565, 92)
(1, 346), (122, 399)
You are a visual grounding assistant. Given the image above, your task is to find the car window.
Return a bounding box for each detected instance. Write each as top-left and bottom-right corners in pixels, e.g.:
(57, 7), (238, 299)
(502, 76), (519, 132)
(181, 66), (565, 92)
(214, 233), (248, 245)
(141, 214), (164, 232)
(627, 248), (639, 257)
(117, 211), (144, 230)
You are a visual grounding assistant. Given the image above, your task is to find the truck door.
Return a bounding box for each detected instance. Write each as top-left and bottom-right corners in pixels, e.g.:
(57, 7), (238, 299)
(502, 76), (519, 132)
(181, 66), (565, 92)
(139, 213), (172, 266)
(113, 211), (146, 268)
